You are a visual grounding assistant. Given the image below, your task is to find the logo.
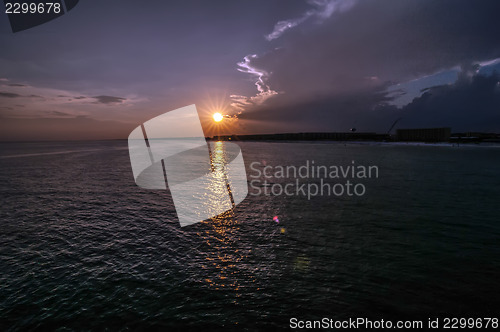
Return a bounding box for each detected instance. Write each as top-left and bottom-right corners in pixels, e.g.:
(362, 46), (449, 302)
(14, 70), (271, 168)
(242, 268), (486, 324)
(128, 104), (248, 227)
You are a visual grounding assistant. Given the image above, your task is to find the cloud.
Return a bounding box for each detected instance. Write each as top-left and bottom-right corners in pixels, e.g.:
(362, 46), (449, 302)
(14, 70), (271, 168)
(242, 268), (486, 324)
(233, 0), (500, 133)
(92, 95), (127, 104)
(0, 92), (21, 98)
(237, 85), (396, 133)
(0, 81), (141, 122)
(397, 71), (500, 132)
(47, 111), (74, 117)
(266, 16), (311, 41)
(265, 0), (357, 41)
(236, 67), (500, 134)
(231, 54), (279, 110)
(234, 0), (359, 109)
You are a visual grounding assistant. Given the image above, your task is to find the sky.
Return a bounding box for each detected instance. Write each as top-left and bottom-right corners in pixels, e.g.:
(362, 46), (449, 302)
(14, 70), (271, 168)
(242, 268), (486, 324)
(0, 0), (500, 140)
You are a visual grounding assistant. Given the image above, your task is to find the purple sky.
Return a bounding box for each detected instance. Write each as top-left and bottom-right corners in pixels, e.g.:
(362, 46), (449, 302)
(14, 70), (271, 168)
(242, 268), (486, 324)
(1, 0), (500, 140)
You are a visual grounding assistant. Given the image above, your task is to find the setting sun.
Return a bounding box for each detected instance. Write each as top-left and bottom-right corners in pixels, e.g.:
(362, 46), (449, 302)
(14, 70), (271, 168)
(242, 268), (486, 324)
(213, 112), (223, 122)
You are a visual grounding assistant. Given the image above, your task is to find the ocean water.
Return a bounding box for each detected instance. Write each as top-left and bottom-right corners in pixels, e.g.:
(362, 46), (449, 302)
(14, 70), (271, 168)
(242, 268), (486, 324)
(1, 140), (500, 330)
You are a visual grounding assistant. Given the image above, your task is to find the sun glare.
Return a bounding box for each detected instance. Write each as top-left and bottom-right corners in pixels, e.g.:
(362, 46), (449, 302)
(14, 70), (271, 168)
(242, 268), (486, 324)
(213, 112), (223, 122)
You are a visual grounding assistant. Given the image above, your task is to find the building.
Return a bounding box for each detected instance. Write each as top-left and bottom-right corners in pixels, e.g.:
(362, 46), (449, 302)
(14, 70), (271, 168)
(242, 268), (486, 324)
(396, 127), (451, 142)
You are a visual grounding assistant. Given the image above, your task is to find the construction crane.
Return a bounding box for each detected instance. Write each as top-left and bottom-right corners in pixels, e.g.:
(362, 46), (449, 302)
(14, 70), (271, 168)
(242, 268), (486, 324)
(385, 117), (402, 141)
(387, 117), (402, 135)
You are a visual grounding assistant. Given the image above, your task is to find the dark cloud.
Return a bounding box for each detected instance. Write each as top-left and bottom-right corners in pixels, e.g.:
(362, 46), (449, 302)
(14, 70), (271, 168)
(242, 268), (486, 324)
(397, 71), (500, 132)
(239, 0), (500, 132)
(238, 69), (500, 134)
(58, 95), (86, 99)
(7, 83), (26, 87)
(47, 111), (73, 117)
(267, 0), (499, 92)
(93, 95), (126, 104)
(238, 86), (397, 133)
(0, 92), (21, 98)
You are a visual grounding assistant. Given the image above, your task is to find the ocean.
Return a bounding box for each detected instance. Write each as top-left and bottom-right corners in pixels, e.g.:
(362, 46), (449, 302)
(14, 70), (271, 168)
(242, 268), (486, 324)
(1, 140), (499, 330)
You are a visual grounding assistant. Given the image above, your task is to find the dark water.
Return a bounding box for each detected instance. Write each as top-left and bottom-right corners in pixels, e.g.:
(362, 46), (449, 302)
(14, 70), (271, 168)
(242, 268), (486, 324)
(1, 140), (499, 330)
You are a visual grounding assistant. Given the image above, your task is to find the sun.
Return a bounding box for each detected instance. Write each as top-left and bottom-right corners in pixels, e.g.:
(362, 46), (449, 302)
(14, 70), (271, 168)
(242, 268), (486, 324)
(213, 112), (223, 122)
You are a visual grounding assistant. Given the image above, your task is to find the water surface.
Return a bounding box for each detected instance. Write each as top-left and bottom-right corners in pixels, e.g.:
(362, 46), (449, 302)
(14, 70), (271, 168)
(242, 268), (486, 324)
(1, 140), (499, 330)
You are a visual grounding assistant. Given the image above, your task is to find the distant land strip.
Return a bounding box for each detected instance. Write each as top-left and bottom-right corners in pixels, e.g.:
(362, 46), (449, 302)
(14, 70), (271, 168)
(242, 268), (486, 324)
(207, 130), (500, 143)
